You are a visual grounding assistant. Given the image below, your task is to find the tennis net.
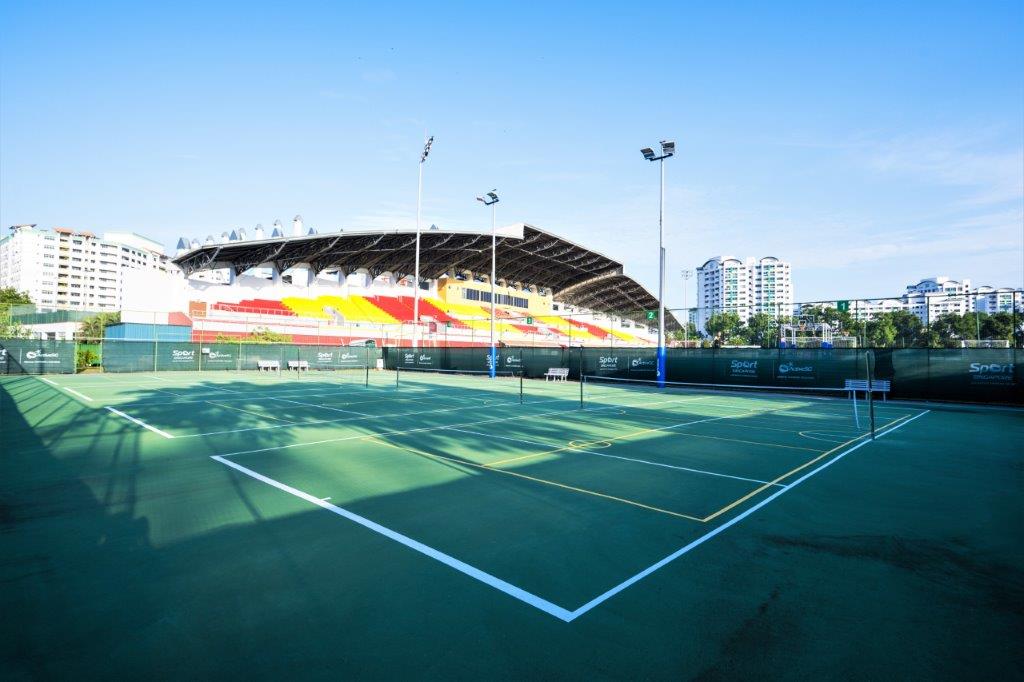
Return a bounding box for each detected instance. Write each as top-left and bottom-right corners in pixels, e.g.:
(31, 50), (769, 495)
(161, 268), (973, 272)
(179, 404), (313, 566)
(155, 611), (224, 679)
(581, 375), (876, 434)
(395, 366), (522, 401)
(313, 363), (370, 386)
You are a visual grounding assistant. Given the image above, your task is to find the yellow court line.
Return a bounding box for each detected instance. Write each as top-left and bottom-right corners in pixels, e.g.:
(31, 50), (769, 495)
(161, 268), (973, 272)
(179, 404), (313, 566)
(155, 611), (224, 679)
(482, 415), (748, 468)
(700, 413), (913, 524)
(206, 401), (292, 422)
(483, 409), (822, 468)
(366, 437), (704, 522)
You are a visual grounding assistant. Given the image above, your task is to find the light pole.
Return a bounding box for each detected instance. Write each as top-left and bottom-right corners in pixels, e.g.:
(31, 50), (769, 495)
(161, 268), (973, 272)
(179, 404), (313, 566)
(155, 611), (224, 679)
(641, 140), (675, 386)
(412, 135), (434, 349)
(681, 268), (693, 345)
(477, 190), (500, 378)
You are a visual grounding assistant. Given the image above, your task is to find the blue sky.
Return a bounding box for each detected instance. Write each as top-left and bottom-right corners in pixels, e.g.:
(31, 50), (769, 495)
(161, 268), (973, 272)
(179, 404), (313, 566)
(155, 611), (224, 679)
(2, 1), (1021, 307)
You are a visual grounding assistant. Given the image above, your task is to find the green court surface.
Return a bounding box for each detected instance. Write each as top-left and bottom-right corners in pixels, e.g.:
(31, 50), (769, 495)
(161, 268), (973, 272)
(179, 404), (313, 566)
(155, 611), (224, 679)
(2, 369), (1021, 679)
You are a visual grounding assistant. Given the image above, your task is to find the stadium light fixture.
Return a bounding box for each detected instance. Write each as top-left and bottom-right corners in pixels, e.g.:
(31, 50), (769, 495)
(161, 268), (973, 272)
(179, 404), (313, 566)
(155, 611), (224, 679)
(640, 139), (677, 386)
(413, 135), (434, 348)
(477, 189), (500, 377)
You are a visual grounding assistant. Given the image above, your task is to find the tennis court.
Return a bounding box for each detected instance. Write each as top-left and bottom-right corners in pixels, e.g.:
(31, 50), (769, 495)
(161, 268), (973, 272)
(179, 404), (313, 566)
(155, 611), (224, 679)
(2, 367), (1022, 677)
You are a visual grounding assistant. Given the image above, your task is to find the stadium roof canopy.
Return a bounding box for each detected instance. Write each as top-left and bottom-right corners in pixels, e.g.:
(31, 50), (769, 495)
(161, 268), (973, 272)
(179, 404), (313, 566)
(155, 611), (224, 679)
(172, 224), (680, 328)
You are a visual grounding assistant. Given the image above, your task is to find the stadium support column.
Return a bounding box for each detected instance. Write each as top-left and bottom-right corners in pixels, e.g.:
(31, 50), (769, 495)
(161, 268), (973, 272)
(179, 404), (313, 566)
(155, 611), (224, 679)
(477, 190), (500, 378)
(413, 135), (433, 349)
(641, 140), (675, 388)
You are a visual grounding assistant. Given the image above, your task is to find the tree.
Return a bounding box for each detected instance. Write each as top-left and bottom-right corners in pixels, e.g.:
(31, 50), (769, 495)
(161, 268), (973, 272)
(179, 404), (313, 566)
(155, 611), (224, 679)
(798, 305), (853, 334)
(0, 288), (33, 306)
(865, 315), (897, 347)
(891, 310), (926, 347)
(980, 312), (1013, 343)
(0, 289), (33, 338)
(743, 313), (777, 347)
(930, 313), (975, 348)
(78, 312), (121, 342)
(668, 322), (700, 344)
(215, 328), (293, 344)
(704, 312), (744, 345)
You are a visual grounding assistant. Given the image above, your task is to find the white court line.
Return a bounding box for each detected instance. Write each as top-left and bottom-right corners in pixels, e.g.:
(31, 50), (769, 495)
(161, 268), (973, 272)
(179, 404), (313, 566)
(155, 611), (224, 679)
(214, 408), (929, 622)
(179, 394), (582, 439)
(446, 427), (784, 488)
(271, 396), (374, 417)
(211, 454), (575, 622)
(104, 406), (175, 439)
(41, 377), (94, 402)
(215, 395), (704, 456)
(566, 409), (931, 621)
(117, 383), (414, 406)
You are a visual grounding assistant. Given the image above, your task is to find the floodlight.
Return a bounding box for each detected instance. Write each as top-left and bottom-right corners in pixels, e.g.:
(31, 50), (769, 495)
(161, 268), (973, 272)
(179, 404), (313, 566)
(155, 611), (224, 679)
(660, 140), (675, 156)
(476, 189), (499, 205)
(641, 147), (656, 160)
(421, 136), (434, 162)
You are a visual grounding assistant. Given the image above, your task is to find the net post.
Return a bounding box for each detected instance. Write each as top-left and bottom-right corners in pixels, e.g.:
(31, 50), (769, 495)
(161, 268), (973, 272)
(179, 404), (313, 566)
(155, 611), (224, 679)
(579, 373), (584, 409)
(365, 363), (369, 388)
(519, 370), (523, 405)
(395, 363), (400, 388)
(867, 350), (876, 439)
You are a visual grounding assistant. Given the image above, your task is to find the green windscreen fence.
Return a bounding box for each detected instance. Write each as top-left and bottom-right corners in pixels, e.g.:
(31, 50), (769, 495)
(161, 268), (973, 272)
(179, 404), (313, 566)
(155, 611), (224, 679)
(382, 346), (1021, 404)
(0, 339), (77, 374)
(880, 349), (1022, 403)
(1, 338), (1019, 403)
(99, 341), (383, 373)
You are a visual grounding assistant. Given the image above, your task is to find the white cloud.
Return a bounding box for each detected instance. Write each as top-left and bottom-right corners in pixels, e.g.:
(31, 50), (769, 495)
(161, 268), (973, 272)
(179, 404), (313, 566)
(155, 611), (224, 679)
(859, 131), (1023, 207)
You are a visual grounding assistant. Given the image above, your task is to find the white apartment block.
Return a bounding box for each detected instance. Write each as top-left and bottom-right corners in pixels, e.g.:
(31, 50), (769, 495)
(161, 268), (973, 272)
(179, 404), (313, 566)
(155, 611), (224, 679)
(0, 224), (174, 311)
(813, 277), (1022, 324)
(974, 286), (1020, 314)
(902, 276), (973, 322)
(695, 256), (793, 330)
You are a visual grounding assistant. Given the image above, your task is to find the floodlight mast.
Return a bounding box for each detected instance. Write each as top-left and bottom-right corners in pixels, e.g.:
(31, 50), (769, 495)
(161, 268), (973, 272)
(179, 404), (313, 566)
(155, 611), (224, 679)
(477, 190), (500, 378)
(640, 140), (675, 387)
(413, 135), (433, 349)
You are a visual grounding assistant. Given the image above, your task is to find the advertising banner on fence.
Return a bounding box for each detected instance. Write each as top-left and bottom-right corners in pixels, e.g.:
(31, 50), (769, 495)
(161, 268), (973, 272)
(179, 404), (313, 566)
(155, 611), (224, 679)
(158, 343), (200, 371)
(0, 340), (76, 374)
(400, 350), (440, 369)
(203, 346), (236, 368)
(773, 359), (818, 382)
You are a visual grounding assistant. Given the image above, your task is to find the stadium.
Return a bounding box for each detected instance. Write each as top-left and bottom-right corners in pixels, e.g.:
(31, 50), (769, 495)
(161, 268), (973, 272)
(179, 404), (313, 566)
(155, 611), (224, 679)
(132, 218), (679, 348)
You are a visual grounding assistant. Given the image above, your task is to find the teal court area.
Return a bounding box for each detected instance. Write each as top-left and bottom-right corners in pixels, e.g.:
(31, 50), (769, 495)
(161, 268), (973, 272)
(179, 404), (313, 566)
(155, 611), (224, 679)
(2, 368), (1022, 678)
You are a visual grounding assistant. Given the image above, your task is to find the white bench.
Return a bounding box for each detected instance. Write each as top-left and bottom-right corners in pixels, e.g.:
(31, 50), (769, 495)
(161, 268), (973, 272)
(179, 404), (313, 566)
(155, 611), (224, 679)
(257, 360), (280, 372)
(544, 367), (570, 382)
(287, 360), (309, 372)
(844, 378), (891, 401)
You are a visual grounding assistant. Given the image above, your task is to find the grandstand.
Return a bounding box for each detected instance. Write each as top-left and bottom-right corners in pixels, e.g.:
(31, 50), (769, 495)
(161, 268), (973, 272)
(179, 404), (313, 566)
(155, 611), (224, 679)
(159, 223), (678, 347)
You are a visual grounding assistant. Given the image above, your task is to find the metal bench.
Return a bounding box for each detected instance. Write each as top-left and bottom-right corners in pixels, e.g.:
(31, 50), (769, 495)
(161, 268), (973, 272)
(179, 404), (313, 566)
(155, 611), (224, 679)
(544, 367), (570, 382)
(287, 360), (309, 372)
(257, 360), (280, 373)
(844, 378), (891, 401)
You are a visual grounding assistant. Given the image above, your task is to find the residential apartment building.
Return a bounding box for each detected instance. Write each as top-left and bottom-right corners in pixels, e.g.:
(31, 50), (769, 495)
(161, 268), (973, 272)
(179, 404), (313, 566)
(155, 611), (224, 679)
(902, 276), (973, 322)
(974, 286), (1020, 314)
(695, 255), (793, 330)
(0, 224), (175, 311)
(811, 277), (1022, 324)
